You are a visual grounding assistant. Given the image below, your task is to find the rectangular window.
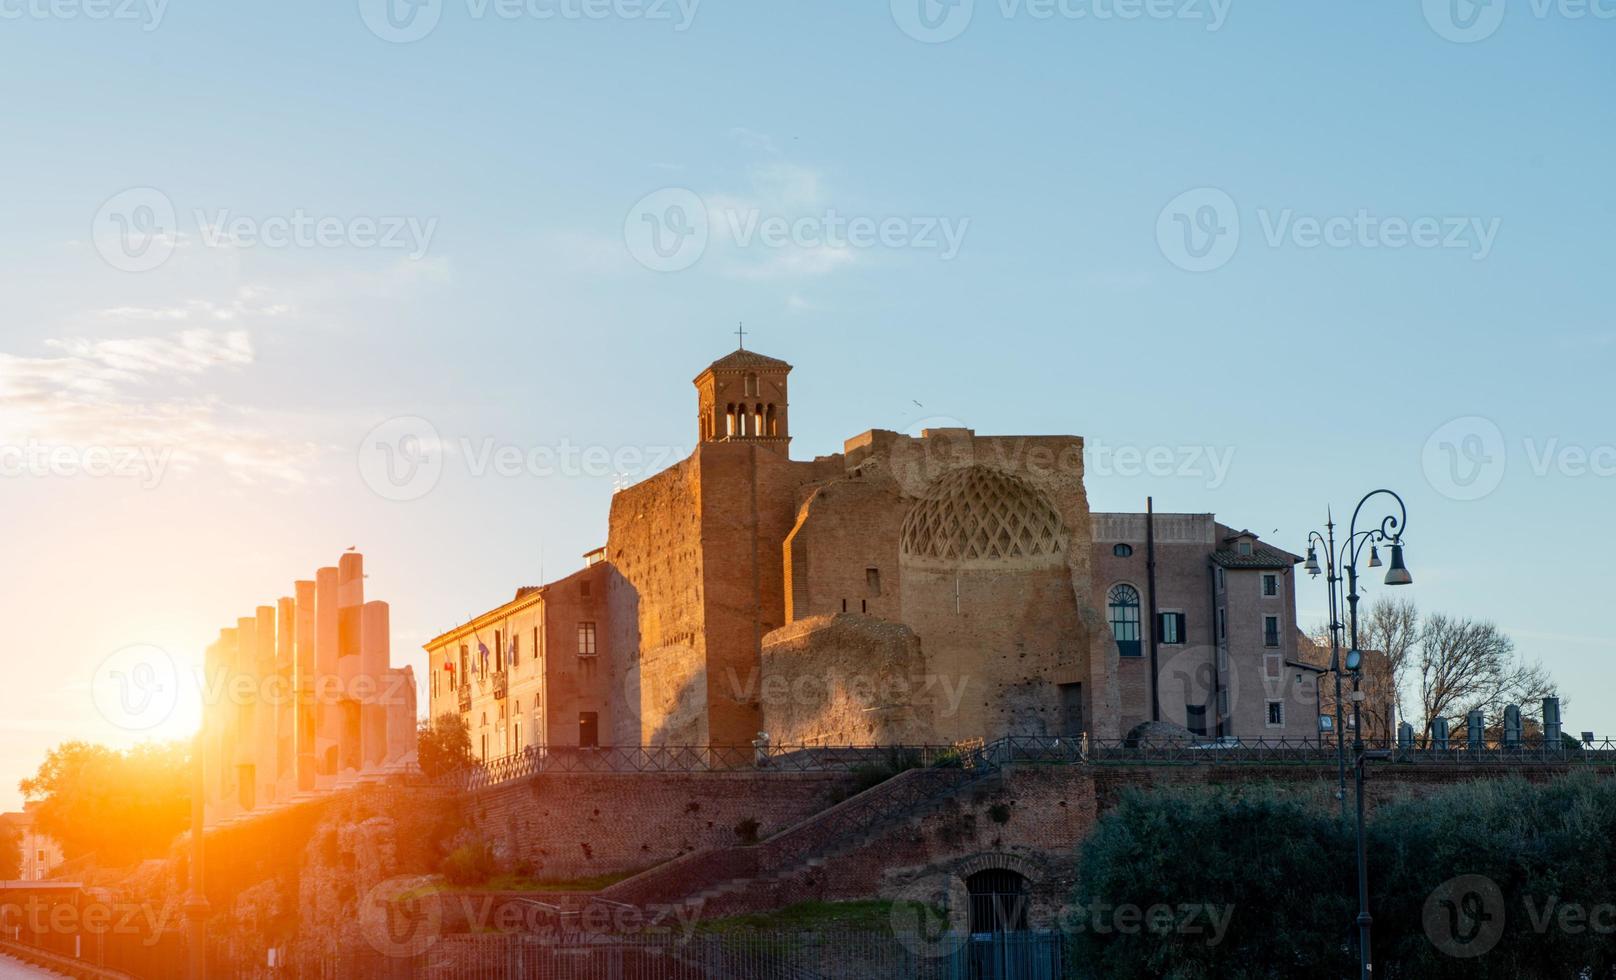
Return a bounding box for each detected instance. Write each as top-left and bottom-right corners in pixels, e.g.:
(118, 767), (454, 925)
(1262, 573), (1278, 597)
(577, 622), (597, 657)
(580, 579), (591, 599)
(1264, 616), (1280, 647)
(1158, 612), (1185, 645)
(579, 711), (599, 748)
(866, 567), (882, 596)
(511, 633), (520, 668)
(1265, 653), (1282, 680)
(494, 630), (504, 671)
(1267, 700), (1284, 727)
(1217, 607), (1227, 641)
(459, 645), (469, 681)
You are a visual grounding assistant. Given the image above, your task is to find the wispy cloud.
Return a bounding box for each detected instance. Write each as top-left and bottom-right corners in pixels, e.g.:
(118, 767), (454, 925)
(0, 304), (323, 487)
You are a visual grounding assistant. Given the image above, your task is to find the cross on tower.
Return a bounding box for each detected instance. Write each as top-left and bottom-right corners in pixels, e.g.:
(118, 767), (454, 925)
(735, 322), (747, 350)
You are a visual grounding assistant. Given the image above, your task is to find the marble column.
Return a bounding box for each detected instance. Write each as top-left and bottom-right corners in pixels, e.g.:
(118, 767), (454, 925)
(254, 605), (278, 806)
(384, 666), (419, 769)
(294, 579), (317, 794)
(360, 600), (391, 772)
(336, 553), (365, 779)
(314, 566), (341, 789)
(234, 615), (258, 812)
(214, 626), (241, 825)
(275, 598), (296, 803)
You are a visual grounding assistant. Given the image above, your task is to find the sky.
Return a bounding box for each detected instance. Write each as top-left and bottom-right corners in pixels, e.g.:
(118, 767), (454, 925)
(0, 0), (1612, 810)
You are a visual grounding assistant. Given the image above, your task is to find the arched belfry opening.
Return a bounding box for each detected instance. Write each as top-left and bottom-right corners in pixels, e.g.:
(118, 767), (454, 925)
(694, 347), (792, 449)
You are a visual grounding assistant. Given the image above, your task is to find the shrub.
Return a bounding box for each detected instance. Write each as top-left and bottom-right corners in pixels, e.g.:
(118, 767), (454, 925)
(1071, 783), (1354, 979)
(1073, 774), (1616, 979)
(440, 842), (498, 886)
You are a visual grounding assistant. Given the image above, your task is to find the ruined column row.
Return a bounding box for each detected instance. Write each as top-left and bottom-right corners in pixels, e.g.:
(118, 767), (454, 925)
(201, 551), (417, 827)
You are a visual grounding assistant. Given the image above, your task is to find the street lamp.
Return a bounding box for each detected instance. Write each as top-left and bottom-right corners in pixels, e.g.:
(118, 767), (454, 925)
(1342, 489), (1413, 980)
(1304, 515), (1349, 822)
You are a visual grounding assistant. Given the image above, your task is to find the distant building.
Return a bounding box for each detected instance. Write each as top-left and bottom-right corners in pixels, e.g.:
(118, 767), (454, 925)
(424, 559), (614, 760)
(422, 346), (1321, 752)
(1, 803), (63, 881)
(1297, 633), (1398, 742)
(1092, 514), (1317, 740)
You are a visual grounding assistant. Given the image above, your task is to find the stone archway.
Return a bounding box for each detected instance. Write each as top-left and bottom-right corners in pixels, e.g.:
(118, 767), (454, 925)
(941, 852), (1048, 933)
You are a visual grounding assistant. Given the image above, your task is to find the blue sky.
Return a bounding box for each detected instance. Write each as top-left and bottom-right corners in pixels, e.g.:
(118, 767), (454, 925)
(0, 1), (1612, 808)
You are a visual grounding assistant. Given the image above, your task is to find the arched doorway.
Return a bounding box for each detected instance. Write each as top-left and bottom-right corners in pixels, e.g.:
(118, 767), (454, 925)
(966, 868), (1031, 934)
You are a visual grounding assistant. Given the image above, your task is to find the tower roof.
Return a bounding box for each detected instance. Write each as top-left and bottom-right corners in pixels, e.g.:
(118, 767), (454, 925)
(694, 348), (792, 382)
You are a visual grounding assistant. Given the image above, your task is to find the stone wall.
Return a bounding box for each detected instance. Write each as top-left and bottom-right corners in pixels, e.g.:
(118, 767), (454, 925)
(463, 770), (849, 881)
(759, 614), (935, 745)
(607, 455), (709, 745)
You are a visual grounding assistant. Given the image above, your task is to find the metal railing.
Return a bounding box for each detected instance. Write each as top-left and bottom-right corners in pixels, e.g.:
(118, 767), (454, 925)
(420, 733), (1616, 791)
(209, 930), (1069, 980)
(1083, 735), (1616, 766)
(430, 743), (978, 790)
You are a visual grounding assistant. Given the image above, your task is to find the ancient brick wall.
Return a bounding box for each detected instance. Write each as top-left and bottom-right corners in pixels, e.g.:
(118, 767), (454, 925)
(465, 770), (849, 881)
(759, 613), (934, 745)
(606, 455), (709, 745)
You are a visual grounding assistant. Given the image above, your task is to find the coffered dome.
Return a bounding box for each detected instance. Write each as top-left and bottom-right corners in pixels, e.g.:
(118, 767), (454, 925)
(899, 466), (1068, 567)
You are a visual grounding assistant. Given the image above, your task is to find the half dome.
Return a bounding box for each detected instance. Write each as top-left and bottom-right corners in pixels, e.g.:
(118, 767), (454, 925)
(899, 466), (1068, 566)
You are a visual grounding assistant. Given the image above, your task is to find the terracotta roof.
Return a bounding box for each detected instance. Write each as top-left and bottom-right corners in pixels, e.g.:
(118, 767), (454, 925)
(696, 349), (791, 378)
(1212, 541), (1302, 569)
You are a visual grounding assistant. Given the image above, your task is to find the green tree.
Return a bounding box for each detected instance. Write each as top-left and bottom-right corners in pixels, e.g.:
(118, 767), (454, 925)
(18, 740), (190, 867)
(1071, 784), (1355, 979)
(416, 713), (473, 777)
(1074, 775), (1616, 979)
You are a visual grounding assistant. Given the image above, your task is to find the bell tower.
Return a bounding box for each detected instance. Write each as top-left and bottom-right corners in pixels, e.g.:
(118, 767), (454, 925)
(694, 341), (791, 449)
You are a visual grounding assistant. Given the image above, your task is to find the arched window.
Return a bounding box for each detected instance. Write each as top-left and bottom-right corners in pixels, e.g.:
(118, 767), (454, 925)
(754, 403), (764, 436)
(766, 404), (777, 436)
(1113, 543), (1134, 557)
(966, 869), (1030, 934)
(726, 405), (737, 437)
(1108, 584), (1142, 657)
(745, 372), (758, 396)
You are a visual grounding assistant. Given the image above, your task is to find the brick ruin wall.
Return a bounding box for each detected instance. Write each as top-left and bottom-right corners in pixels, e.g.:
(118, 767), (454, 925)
(97, 762), (1616, 968)
(606, 455), (709, 745)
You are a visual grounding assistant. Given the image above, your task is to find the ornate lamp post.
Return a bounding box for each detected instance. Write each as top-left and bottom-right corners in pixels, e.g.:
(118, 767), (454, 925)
(1304, 512), (1348, 821)
(1310, 489), (1412, 980)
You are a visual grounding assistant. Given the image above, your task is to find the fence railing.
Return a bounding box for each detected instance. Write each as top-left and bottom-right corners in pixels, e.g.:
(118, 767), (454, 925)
(2, 905), (187, 979)
(209, 930), (1069, 980)
(1084, 735), (1616, 766)
(430, 743), (978, 790)
(424, 733), (1616, 790)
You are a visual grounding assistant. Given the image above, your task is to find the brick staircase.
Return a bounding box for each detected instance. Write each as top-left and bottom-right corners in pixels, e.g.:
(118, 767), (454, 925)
(598, 759), (1003, 912)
